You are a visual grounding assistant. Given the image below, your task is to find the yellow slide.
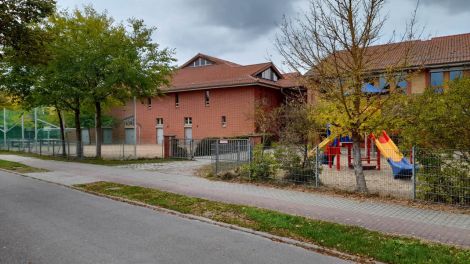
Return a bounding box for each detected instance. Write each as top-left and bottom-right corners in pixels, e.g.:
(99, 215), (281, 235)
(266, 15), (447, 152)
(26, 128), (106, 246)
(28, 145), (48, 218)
(318, 135), (335, 149)
(372, 131), (413, 178)
(372, 131), (403, 162)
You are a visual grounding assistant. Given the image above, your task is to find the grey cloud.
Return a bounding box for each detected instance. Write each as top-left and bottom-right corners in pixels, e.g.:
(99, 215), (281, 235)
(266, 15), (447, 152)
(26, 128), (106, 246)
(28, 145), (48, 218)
(188, 0), (301, 37)
(419, 0), (470, 14)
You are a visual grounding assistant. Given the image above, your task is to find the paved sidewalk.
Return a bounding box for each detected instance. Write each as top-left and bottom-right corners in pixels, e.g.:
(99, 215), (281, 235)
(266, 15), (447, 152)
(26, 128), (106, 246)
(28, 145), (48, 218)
(1, 154), (469, 247)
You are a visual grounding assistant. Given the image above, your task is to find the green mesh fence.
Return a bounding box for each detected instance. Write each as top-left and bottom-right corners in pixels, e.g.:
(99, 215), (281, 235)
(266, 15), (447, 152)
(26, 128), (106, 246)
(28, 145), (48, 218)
(0, 108), (61, 141)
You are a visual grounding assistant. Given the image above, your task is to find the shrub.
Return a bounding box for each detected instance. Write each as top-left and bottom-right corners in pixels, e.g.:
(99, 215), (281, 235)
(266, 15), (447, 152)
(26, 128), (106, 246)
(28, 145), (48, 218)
(241, 144), (278, 180)
(273, 145), (320, 184)
(416, 149), (469, 206)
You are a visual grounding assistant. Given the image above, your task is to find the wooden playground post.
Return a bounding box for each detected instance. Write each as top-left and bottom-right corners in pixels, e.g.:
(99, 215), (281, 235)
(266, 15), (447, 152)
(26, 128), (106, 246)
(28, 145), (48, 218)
(377, 148), (381, 170)
(347, 143), (352, 168)
(336, 148), (341, 171)
(328, 150), (333, 168)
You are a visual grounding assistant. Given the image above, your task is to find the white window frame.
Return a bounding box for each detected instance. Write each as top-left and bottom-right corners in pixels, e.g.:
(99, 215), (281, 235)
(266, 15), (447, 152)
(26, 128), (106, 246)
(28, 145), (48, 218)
(221, 116), (227, 128)
(184, 117), (192, 127)
(156, 118), (164, 128)
(204, 90), (210, 106)
(175, 93), (180, 107)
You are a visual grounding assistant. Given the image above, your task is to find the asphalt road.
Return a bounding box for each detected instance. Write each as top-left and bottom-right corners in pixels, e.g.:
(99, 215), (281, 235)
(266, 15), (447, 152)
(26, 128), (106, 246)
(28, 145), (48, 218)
(0, 171), (347, 264)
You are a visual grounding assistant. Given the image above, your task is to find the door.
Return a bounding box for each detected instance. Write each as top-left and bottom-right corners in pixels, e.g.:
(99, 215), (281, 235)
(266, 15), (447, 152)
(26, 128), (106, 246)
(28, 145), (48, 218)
(81, 129), (90, 145)
(156, 128), (164, 144)
(184, 127), (192, 141)
(103, 128), (112, 144)
(125, 128), (135, 144)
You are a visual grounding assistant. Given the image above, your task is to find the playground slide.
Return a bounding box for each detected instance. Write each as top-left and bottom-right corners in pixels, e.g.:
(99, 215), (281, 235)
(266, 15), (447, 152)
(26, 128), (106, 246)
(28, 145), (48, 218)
(318, 135), (335, 149)
(308, 135), (336, 158)
(372, 131), (413, 178)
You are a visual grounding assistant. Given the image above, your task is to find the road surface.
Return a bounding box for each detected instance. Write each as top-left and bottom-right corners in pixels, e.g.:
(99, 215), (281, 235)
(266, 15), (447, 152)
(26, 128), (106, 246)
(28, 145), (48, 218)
(0, 171), (346, 264)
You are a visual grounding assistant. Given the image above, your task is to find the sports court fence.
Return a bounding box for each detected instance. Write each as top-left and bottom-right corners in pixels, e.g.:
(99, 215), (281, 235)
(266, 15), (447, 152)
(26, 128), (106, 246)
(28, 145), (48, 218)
(0, 139), (164, 160)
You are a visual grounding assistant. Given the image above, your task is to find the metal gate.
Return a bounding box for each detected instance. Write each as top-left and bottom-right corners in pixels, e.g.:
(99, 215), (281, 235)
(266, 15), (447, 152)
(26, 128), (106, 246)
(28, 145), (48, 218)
(168, 138), (251, 161)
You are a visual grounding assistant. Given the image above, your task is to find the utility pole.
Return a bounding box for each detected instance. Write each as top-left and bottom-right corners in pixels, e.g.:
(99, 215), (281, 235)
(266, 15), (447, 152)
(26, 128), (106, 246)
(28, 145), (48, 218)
(21, 114), (24, 140)
(3, 108), (6, 147)
(133, 96), (137, 158)
(34, 108), (38, 141)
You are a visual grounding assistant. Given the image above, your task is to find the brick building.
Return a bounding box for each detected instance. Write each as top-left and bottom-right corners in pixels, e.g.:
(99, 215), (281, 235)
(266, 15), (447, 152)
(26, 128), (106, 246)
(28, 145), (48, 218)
(109, 53), (301, 144)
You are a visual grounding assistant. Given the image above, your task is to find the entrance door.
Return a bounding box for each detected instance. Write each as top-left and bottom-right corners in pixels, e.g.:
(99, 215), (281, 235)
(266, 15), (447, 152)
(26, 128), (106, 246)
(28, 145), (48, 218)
(184, 127), (192, 141)
(81, 129), (90, 145)
(103, 128), (112, 144)
(125, 128), (135, 144)
(156, 128), (164, 144)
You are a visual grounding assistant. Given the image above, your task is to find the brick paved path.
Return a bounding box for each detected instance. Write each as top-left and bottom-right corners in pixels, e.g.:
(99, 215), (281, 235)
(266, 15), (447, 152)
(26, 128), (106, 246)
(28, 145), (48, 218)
(1, 154), (469, 247)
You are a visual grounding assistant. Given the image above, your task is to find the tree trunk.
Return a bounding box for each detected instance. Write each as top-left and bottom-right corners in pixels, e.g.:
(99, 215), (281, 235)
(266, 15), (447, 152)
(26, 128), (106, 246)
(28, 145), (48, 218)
(95, 101), (102, 159)
(352, 131), (368, 193)
(56, 108), (66, 157)
(74, 107), (82, 159)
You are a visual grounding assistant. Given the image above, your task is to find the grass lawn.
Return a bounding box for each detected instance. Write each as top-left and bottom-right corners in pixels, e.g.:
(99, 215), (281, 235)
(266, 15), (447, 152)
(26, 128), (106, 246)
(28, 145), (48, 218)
(0, 159), (48, 173)
(76, 181), (469, 264)
(0, 150), (183, 166)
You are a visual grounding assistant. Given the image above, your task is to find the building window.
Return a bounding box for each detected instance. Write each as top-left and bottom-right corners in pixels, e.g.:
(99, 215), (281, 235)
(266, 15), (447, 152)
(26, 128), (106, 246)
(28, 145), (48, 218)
(184, 117), (192, 126)
(175, 93), (179, 107)
(123, 116), (134, 128)
(450, 70), (463, 81)
(190, 58), (213, 67)
(430, 72), (444, 93)
(395, 74), (408, 94)
(221, 116), (227, 127)
(379, 76), (388, 89)
(156, 118), (163, 127)
(147, 97), (152, 109)
(204, 90), (210, 106)
(257, 68), (279, 81)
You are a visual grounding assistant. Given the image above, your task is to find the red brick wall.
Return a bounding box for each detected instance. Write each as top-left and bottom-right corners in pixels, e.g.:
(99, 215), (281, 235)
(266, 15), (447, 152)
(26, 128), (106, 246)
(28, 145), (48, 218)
(109, 86), (284, 143)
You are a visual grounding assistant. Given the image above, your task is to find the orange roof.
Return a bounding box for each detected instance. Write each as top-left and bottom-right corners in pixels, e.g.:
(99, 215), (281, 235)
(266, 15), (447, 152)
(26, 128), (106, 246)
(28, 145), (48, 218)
(165, 53), (300, 92)
(310, 33), (470, 74)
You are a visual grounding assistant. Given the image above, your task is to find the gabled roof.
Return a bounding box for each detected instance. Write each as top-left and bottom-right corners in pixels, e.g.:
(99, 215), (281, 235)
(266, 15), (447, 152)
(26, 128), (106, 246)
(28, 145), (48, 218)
(308, 33), (470, 75)
(166, 53), (300, 92)
(179, 53), (241, 68)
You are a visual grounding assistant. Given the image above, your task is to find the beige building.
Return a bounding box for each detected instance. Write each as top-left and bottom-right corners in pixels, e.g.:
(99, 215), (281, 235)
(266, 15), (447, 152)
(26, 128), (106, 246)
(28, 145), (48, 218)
(307, 33), (470, 103)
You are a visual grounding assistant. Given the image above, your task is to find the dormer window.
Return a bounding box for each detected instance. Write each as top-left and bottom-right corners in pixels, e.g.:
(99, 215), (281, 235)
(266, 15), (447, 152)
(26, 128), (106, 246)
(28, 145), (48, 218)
(257, 68), (279, 81)
(189, 57), (213, 67)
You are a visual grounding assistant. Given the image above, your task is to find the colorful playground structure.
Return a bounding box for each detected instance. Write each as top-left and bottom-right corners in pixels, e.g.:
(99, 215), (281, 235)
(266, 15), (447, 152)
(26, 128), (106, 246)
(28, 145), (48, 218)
(318, 130), (413, 179)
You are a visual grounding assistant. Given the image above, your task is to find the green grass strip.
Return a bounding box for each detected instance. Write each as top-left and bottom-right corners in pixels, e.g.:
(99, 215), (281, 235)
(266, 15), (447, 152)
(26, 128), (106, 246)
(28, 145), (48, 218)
(0, 150), (183, 166)
(0, 159), (48, 173)
(76, 181), (469, 264)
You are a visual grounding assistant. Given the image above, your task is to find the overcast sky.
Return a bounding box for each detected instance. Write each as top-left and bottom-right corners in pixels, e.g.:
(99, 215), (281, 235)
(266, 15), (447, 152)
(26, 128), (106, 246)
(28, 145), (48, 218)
(56, 0), (470, 71)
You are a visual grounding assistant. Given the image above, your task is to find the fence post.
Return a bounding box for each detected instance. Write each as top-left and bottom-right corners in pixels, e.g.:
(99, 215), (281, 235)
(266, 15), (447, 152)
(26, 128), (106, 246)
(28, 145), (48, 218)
(412, 146), (416, 200)
(190, 139), (194, 160)
(215, 140), (219, 175)
(52, 140), (55, 156)
(237, 141), (240, 162)
(315, 146), (319, 188)
(247, 140), (252, 180)
(39, 140), (42, 155)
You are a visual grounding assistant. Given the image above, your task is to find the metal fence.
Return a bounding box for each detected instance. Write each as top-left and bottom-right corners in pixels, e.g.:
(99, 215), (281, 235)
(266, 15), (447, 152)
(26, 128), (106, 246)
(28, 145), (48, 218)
(209, 141), (469, 207)
(0, 139), (164, 160)
(0, 139), (80, 157)
(414, 148), (469, 206)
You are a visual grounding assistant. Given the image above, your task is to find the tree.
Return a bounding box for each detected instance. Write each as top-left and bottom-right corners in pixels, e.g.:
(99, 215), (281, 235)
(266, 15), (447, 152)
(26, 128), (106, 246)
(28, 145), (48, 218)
(0, 0), (55, 62)
(401, 78), (470, 151)
(48, 7), (175, 158)
(276, 0), (419, 192)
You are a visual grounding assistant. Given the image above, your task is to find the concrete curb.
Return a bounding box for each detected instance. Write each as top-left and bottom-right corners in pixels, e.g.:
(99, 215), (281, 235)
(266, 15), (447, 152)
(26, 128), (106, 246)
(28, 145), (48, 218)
(74, 187), (378, 264)
(0, 167), (377, 263)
